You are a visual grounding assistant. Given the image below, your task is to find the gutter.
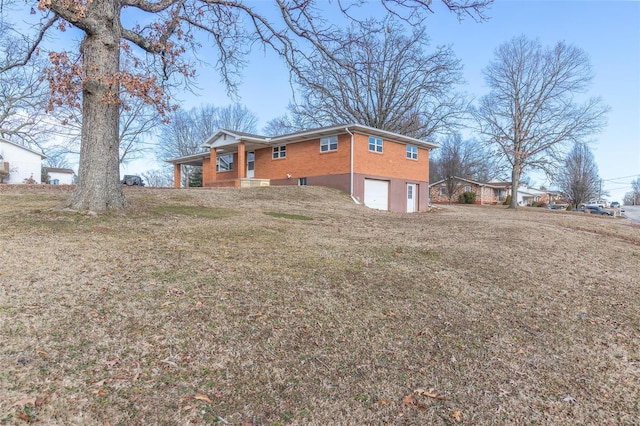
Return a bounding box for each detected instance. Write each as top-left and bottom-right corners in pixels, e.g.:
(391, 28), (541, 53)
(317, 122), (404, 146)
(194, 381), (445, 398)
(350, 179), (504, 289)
(345, 127), (360, 204)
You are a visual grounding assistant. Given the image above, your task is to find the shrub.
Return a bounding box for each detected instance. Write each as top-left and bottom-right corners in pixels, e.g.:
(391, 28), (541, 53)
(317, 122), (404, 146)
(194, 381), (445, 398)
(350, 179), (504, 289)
(458, 191), (477, 204)
(566, 205), (573, 211)
(503, 195), (512, 206)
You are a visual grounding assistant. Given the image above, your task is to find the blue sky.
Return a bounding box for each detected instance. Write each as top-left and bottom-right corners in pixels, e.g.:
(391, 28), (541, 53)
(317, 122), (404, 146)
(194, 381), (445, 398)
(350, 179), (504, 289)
(167, 0), (640, 201)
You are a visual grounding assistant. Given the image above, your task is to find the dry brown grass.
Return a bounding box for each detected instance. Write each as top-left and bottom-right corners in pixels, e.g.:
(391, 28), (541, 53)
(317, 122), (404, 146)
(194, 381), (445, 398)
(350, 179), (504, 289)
(1, 185), (639, 425)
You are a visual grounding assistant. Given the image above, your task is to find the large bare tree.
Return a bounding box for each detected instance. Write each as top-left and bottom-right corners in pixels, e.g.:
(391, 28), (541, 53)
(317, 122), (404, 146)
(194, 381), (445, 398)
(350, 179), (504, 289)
(556, 142), (600, 208)
(475, 35), (609, 209)
(290, 21), (466, 140)
(5, 0), (490, 212)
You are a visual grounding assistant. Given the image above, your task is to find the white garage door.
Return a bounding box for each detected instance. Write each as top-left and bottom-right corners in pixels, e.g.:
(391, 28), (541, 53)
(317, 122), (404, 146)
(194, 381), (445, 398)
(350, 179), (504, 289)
(364, 179), (389, 211)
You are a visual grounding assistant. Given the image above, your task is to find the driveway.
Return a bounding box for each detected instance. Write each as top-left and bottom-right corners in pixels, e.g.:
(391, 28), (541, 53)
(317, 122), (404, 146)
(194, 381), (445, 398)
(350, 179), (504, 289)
(622, 205), (640, 223)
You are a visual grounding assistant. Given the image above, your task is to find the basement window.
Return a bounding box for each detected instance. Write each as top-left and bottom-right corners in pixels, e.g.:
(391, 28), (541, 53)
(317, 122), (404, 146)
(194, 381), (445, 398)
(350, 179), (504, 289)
(298, 177), (307, 186)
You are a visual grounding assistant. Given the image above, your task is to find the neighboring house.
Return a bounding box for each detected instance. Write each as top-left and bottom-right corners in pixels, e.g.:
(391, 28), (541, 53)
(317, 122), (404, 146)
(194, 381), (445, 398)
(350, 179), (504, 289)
(429, 176), (510, 205)
(0, 137), (46, 184)
(167, 124), (437, 213)
(517, 186), (547, 206)
(43, 167), (75, 185)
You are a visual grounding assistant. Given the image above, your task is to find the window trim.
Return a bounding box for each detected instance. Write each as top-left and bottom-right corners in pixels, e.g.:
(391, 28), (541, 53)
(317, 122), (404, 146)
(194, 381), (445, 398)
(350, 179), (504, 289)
(439, 186), (446, 196)
(320, 136), (338, 153)
(406, 144), (418, 160)
(368, 136), (383, 153)
(464, 185), (471, 193)
(272, 145), (287, 159)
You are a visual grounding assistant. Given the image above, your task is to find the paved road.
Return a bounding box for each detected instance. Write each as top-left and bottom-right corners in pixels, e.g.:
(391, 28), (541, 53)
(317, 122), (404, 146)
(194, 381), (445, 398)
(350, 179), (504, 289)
(621, 205), (640, 223)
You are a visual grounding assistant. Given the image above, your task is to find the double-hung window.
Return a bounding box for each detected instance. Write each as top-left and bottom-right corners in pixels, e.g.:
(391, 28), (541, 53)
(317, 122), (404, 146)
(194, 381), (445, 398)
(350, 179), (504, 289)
(272, 145), (286, 159)
(406, 145), (418, 160)
(369, 136), (383, 153)
(216, 154), (233, 172)
(440, 187), (446, 196)
(320, 136), (338, 152)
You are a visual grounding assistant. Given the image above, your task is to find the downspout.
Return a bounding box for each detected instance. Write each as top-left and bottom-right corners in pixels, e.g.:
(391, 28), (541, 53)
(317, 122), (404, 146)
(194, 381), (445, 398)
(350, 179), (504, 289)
(345, 127), (360, 204)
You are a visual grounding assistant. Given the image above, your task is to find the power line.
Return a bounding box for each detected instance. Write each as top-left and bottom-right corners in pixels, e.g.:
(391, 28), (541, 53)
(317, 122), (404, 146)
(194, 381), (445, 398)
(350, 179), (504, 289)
(602, 174), (640, 182)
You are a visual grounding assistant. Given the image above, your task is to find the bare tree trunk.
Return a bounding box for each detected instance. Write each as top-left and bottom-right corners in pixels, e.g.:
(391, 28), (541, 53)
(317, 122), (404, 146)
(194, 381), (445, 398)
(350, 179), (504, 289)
(63, 1), (126, 212)
(509, 162), (521, 209)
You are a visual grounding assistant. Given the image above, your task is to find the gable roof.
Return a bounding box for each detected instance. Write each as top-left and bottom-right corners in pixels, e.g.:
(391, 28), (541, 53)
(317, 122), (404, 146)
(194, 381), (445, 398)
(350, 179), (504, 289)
(0, 136), (46, 158)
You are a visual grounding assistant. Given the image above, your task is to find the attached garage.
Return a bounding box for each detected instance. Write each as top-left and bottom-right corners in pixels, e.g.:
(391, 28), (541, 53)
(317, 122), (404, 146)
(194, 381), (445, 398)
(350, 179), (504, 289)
(364, 178), (389, 211)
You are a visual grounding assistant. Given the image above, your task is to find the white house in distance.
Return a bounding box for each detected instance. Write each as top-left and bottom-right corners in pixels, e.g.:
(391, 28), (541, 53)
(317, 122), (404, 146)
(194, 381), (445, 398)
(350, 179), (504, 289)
(0, 137), (46, 184)
(43, 167), (75, 185)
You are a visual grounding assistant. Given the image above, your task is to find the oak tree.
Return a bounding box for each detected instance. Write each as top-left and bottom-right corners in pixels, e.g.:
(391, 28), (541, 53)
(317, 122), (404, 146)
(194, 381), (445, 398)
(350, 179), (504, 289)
(8, 0), (490, 212)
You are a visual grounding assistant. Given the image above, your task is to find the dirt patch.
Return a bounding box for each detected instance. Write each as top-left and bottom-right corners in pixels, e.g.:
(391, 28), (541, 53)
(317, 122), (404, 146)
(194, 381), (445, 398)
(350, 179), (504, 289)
(1, 186), (639, 424)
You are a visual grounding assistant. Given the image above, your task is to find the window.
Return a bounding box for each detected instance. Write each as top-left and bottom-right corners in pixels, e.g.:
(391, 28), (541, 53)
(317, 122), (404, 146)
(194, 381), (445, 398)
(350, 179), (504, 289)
(406, 145), (418, 160)
(298, 177), (307, 186)
(368, 136), (383, 153)
(216, 154), (233, 172)
(320, 136), (338, 152)
(464, 186), (471, 193)
(440, 187), (446, 196)
(272, 145), (286, 159)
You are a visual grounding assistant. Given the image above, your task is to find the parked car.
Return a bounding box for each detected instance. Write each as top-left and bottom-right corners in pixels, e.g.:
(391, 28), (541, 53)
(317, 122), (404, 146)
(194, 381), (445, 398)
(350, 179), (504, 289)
(121, 175), (145, 186)
(580, 206), (613, 216)
(610, 201), (620, 208)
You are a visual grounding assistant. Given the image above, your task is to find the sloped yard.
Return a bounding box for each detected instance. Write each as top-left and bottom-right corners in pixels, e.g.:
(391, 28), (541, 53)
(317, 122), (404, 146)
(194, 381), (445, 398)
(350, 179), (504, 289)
(1, 185), (638, 425)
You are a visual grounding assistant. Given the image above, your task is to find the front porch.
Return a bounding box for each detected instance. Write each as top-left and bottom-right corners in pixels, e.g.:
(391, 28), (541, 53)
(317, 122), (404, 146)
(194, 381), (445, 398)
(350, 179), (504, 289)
(167, 130), (271, 188)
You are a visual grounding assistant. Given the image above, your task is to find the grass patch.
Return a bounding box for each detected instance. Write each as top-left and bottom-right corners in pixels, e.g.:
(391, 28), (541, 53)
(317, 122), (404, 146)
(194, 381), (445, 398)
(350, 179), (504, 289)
(0, 186), (639, 425)
(264, 211), (313, 221)
(150, 204), (237, 218)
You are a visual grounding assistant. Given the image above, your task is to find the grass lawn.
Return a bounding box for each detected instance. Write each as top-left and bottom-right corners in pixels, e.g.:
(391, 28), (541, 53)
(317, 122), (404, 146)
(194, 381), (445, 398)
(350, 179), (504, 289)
(1, 185), (638, 425)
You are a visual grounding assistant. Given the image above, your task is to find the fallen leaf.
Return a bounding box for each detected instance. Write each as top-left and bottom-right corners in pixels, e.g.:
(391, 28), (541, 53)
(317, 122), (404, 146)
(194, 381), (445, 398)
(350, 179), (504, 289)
(415, 388), (446, 400)
(96, 389), (108, 397)
(35, 349), (48, 358)
(17, 412), (35, 423)
(401, 394), (416, 406)
(194, 393), (213, 404)
(12, 397), (36, 408)
(451, 410), (462, 422)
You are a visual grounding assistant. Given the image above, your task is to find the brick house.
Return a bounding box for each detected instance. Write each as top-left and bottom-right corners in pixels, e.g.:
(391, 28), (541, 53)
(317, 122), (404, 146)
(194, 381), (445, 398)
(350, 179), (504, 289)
(429, 176), (510, 205)
(167, 124), (437, 213)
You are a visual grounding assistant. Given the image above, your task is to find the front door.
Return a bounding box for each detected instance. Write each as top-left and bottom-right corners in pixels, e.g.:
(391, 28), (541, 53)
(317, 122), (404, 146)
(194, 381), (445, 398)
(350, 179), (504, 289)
(406, 183), (417, 213)
(246, 152), (255, 178)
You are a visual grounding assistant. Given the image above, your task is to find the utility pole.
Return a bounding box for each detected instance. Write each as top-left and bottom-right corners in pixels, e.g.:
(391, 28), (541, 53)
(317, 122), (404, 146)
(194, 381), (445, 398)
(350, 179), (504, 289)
(598, 179), (602, 204)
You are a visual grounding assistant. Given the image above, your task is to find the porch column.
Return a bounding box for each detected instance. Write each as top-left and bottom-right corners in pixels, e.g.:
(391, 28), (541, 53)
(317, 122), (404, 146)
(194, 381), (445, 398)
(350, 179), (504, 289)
(173, 163), (181, 188)
(237, 141), (246, 179)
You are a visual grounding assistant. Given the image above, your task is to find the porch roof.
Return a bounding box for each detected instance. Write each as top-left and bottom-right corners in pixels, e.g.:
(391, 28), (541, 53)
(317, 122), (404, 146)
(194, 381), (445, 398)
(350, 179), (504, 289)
(166, 151), (210, 166)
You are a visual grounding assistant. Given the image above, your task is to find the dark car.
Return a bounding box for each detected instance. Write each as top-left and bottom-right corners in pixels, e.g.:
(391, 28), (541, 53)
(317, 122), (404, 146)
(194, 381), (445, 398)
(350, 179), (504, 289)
(121, 175), (145, 186)
(610, 201), (620, 208)
(581, 206), (613, 216)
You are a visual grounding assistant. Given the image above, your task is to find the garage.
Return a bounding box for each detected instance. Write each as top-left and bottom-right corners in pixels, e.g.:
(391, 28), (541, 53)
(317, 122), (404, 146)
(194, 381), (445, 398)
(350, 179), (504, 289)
(364, 179), (389, 211)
